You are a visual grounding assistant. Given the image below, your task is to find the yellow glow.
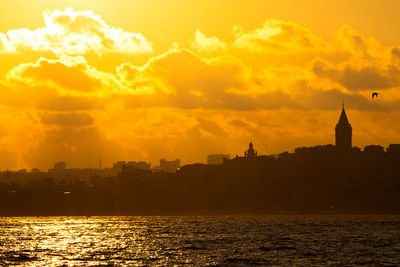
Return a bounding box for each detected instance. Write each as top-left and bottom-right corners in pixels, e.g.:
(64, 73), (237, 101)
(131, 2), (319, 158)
(0, 1), (399, 170)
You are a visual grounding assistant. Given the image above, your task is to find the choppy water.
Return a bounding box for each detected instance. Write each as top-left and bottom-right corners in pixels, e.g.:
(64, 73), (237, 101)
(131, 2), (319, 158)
(0, 216), (400, 266)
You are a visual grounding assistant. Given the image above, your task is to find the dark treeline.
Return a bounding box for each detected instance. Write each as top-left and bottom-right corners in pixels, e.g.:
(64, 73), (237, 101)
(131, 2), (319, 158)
(1, 144), (400, 215)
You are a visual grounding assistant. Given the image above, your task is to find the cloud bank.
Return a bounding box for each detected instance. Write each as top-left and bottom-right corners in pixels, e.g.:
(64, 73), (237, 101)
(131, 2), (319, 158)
(0, 10), (400, 170)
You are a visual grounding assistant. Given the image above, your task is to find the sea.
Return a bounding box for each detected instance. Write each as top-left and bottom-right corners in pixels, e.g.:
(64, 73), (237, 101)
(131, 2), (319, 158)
(0, 216), (399, 266)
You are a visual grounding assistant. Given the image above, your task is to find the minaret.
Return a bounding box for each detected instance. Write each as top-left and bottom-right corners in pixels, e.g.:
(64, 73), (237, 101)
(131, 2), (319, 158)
(335, 104), (352, 152)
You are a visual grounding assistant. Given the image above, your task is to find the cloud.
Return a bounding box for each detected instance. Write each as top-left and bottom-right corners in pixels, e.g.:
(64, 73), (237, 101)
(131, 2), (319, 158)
(0, 81), (105, 112)
(190, 30), (227, 53)
(40, 112), (94, 126)
(7, 55), (118, 95)
(313, 60), (399, 91)
(4, 47), (399, 115)
(8, 56), (102, 92)
(335, 24), (385, 60)
(232, 19), (329, 54)
(117, 49), (400, 112)
(0, 8), (152, 55)
(120, 49), (249, 108)
(24, 126), (122, 169)
(121, 49), (300, 110)
(36, 95), (104, 111)
(1, 55), (115, 111)
(2, 15), (400, 170)
(391, 47), (400, 60)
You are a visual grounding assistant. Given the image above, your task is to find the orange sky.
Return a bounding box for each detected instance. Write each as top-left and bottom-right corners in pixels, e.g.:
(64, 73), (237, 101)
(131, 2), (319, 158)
(1, 0), (400, 170)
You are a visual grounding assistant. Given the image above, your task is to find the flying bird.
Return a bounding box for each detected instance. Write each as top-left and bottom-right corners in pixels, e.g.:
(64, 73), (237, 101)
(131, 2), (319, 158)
(372, 92), (379, 99)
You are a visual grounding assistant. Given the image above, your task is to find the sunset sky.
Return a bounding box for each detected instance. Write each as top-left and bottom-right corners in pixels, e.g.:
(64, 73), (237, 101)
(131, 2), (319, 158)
(1, 0), (400, 170)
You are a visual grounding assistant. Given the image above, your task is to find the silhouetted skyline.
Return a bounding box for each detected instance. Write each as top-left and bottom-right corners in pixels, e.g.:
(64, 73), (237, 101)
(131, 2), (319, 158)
(5, 105), (396, 173)
(4, 103), (395, 171)
(1, 106), (400, 215)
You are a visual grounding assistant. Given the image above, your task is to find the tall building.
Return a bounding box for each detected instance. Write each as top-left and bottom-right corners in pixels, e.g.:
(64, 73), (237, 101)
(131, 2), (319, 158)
(387, 144), (400, 154)
(126, 161), (151, 170)
(159, 159), (180, 172)
(113, 161), (126, 173)
(207, 154), (230, 165)
(245, 142), (258, 158)
(335, 105), (352, 152)
(49, 161), (66, 172)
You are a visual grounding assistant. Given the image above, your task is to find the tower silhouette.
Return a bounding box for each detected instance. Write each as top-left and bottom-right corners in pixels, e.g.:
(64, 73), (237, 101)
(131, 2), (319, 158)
(335, 104), (352, 152)
(245, 142), (258, 158)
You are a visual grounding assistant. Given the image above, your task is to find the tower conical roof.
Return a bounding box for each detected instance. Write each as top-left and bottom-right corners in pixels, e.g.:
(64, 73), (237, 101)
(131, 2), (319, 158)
(337, 106), (350, 126)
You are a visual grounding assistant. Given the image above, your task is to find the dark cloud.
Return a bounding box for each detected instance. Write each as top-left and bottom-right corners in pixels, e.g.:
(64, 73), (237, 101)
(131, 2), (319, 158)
(299, 82), (400, 112)
(193, 117), (227, 137)
(121, 49), (301, 111)
(122, 89), (300, 111)
(313, 60), (399, 90)
(24, 126), (121, 169)
(391, 47), (400, 60)
(41, 112), (94, 126)
(36, 95), (104, 111)
(229, 119), (250, 128)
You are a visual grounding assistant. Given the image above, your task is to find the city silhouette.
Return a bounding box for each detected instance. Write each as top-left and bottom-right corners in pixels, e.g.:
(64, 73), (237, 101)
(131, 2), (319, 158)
(0, 105), (399, 216)
(3, 3), (400, 266)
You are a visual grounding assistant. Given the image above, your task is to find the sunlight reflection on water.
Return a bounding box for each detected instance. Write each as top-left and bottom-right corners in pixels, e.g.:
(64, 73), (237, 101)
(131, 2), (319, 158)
(1, 216), (400, 266)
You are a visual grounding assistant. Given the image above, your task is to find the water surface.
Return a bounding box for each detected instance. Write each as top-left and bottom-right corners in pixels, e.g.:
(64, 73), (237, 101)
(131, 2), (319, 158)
(1, 216), (400, 266)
